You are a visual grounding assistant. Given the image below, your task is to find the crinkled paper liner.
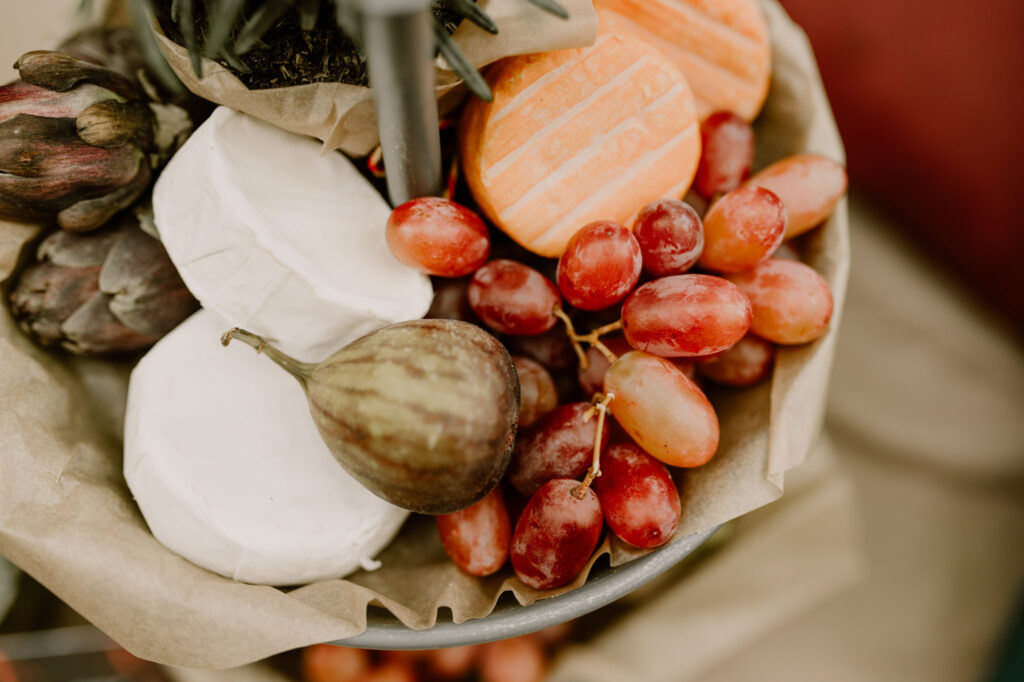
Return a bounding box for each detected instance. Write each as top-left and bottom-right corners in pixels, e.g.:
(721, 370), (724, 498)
(0, 0), (848, 669)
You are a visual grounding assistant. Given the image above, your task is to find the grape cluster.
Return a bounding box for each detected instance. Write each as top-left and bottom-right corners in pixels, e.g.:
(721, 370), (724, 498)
(385, 109), (847, 592)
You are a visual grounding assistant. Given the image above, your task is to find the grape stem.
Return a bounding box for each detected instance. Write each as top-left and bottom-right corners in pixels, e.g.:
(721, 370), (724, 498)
(574, 392), (614, 499)
(552, 306), (623, 371)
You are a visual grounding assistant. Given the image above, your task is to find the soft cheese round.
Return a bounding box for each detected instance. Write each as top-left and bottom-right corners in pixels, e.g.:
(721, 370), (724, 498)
(460, 33), (701, 257)
(153, 107), (433, 363)
(595, 0), (772, 121)
(124, 309), (408, 586)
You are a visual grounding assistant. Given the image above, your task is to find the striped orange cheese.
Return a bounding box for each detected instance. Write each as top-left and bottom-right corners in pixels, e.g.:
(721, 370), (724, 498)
(594, 0), (772, 121)
(459, 34), (701, 258)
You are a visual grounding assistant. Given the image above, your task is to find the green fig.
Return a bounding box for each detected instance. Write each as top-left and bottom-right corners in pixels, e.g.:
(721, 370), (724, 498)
(222, 319), (520, 514)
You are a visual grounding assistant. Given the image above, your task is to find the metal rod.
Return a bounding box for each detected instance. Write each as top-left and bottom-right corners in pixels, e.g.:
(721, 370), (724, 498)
(360, 0), (443, 206)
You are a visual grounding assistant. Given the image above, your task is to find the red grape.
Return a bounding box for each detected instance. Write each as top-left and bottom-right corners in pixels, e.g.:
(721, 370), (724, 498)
(363, 659), (419, 682)
(700, 185), (786, 273)
(745, 154), (848, 238)
(577, 337), (633, 396)
(697, 333), (775, 386)
(478, 636), (546, 682)
(426, 277), (478, 323)
(726, 259), (833, 344)
(426, 645), (478, 680)
(510, 479), (603, 590)
(511, 356), (558, 428)
(436, 487), (511, 577)
(622, 274), (751, 357)
(386, 197), (490, 277)
(468, 259), (560, 335)
(506, 402), (610, 496)
(604, 351), (719, 468)
(556, 221), (641, 310)
(632, 200), (704, 277)
(694, 111), (755, 199)
(302, 644), (370, 682)
(592, 442), (680, 548)
(503, 326), (577, 373)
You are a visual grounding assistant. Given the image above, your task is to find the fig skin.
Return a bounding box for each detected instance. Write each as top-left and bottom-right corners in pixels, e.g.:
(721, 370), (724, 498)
(224, 319), (520, 515)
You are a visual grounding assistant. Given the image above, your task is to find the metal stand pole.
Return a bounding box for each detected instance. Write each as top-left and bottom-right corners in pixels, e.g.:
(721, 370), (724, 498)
(360, 0), (443, 206)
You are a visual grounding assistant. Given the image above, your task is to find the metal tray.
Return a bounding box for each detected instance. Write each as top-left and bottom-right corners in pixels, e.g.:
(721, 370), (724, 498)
(335, 526), (717, 649)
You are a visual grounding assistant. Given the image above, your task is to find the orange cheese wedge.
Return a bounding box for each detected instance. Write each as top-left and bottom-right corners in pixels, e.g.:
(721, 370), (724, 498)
(594, 0), (771, 121)
(460, 33), (701, 258)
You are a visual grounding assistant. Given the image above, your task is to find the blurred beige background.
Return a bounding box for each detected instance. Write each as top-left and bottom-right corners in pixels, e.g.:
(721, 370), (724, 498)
(1, 2), (1023, 680)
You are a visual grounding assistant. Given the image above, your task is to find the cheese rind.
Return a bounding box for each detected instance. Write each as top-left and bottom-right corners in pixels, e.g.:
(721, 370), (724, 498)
(594, 0), (772, 121)
(460, 34), (701, 258)
(153, 107), (433, 363)
(124, 309), (408, 586)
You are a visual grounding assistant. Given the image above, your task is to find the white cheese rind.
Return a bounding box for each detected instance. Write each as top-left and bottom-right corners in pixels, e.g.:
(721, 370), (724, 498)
(124, 309), (408, 586)
(153, 106), (433, 363)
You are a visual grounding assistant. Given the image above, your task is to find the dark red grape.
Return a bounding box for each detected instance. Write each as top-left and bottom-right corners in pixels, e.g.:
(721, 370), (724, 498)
(510, 479), (603, 590)
(556, 221), (641, 310)
(632, 199), (704, 277)
(592, 442), (680, 548)
(386, 197), (490, 277)
(622, 274), (751, 357)
(512, 355), (558, 428)
(468, 259), (560, 335)
(506, 402), (610, 496)
(694, 111), (755, 199)
(436, 487), (511, 577)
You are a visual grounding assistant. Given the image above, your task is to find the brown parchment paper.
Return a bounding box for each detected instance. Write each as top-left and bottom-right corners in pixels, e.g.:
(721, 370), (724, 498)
(151, 0), (599, 156)
(0, 0), (849, 669)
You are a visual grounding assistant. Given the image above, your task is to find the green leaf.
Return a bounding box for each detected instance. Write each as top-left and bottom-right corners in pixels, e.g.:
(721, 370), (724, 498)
(204, 0), (246, 59)
(176, 0), (203, 78)
(446, 0), (499, 34)
(433, 22), (492, 102)
(296, 0), (319, 32)
(235, 0), (296, 55)
(523, 0), (569, 19)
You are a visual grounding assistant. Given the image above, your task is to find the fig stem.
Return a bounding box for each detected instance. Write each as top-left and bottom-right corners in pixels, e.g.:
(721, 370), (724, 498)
(553, 306), (624, 370)
(220, 328), (314, 385)
(574, 392), (614, 499)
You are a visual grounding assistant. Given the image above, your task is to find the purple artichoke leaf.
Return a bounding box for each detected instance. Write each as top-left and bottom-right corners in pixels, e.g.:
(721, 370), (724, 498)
(99, 226), (197, 336)
(0, 81), (112, 126)
(59, 290), (158, 355)
(56, 158), (150, 231)
(0, 115), (82, 178)
(15, 51), (140, 101)
(58, 28), (148, 88)
(0, 114), (143, 188)
(9, 260), (102, 346)
(77, 99), (154, 149)
(37, 219), (127, 268)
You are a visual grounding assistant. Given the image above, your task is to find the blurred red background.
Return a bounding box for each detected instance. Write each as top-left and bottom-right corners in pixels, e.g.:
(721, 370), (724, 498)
(779, 0), (1024, 333)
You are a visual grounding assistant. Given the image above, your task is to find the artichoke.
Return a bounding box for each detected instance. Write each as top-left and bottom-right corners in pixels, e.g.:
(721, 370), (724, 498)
(9, 209), (198, 355)
(0, 50), (190, 232)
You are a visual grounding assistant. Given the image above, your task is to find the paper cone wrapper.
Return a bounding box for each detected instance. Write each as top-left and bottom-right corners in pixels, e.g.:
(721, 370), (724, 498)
(0, 0), (848, 668)
(150, 0), (599, 156)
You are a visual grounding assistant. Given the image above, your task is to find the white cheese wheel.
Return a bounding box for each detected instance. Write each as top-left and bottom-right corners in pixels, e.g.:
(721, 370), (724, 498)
(153, 106), (433, 363)
(124, 309), (408, 585)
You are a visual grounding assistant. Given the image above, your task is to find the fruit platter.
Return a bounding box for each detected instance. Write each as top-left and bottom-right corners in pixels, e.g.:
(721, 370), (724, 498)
(0, 0), (849, 667)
